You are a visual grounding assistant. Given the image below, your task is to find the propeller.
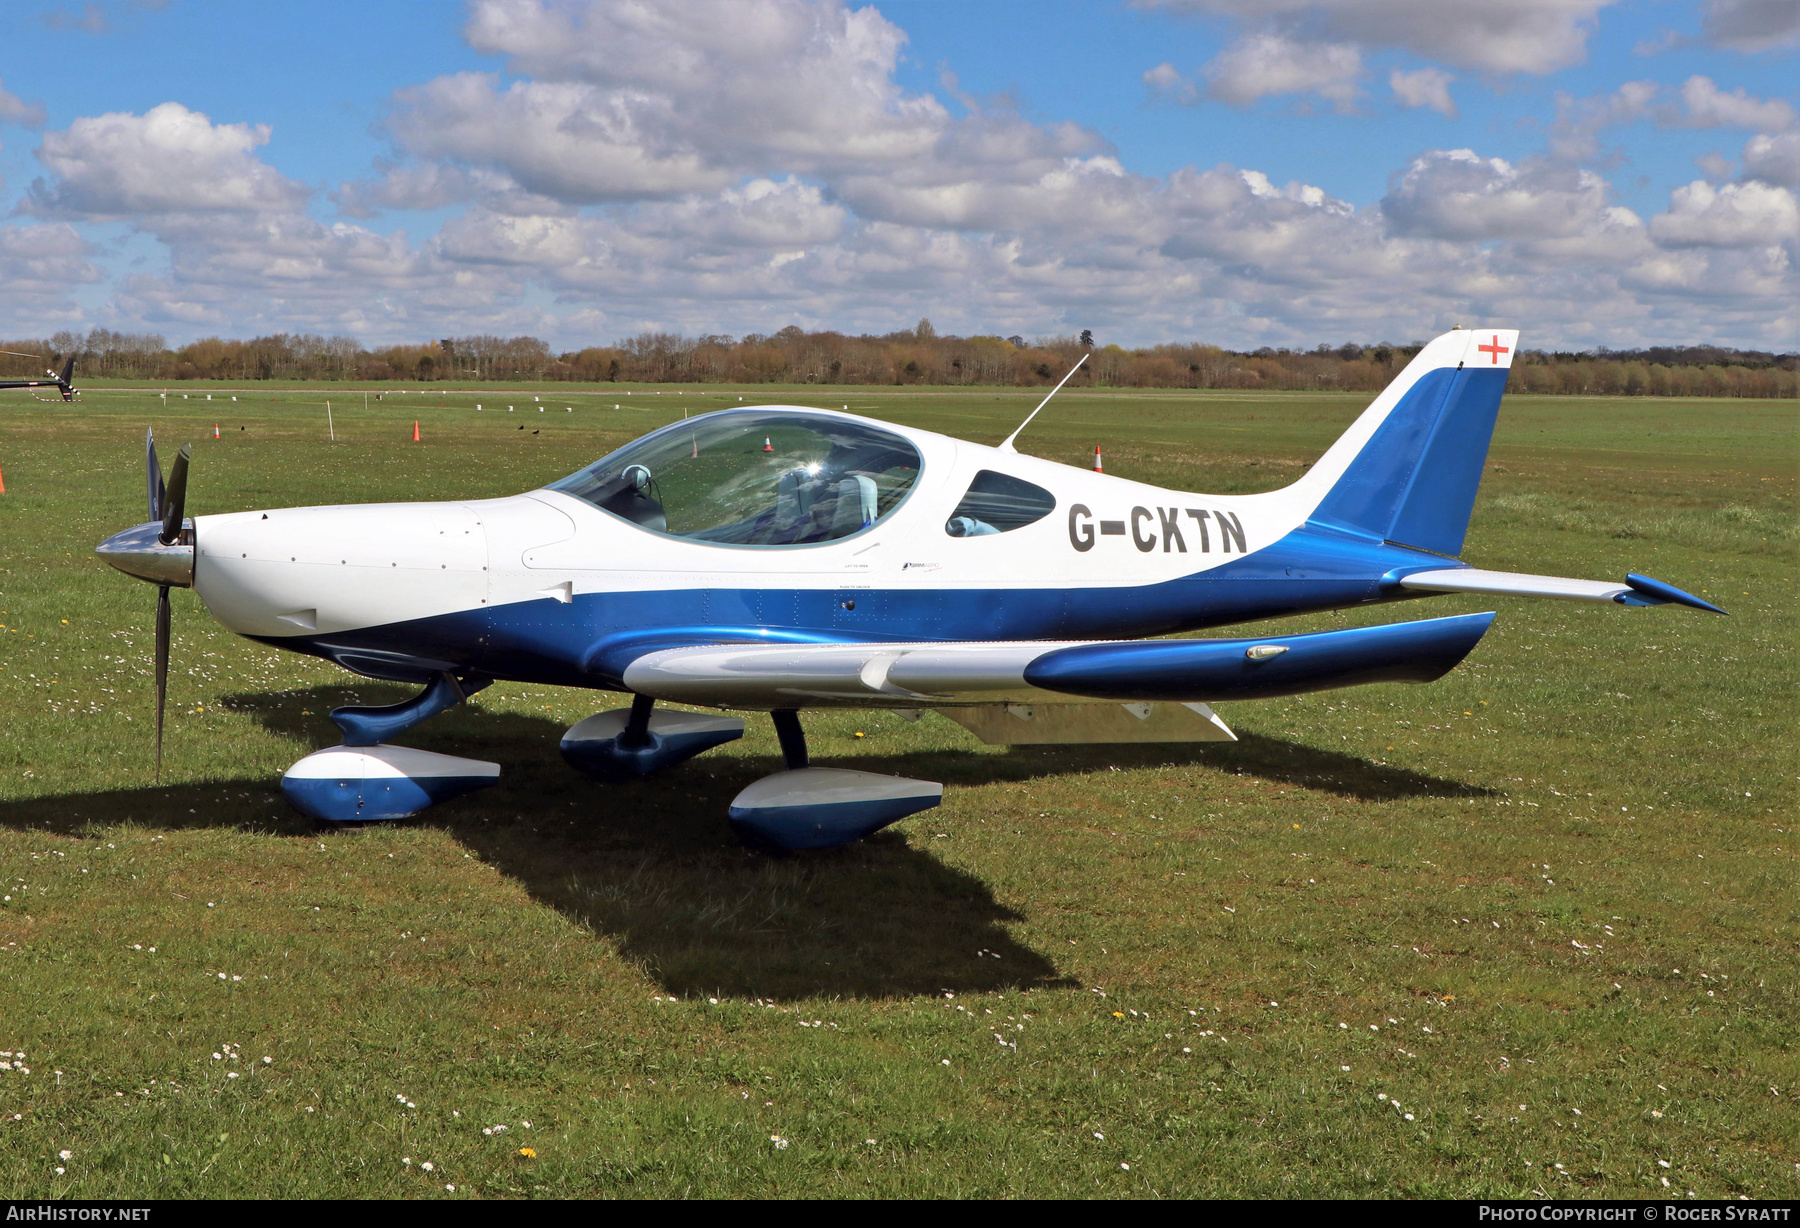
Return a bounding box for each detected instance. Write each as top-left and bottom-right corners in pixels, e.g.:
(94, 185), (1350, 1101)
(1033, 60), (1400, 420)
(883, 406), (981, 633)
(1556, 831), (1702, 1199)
(96, 430), (198, 780)
(155, 575), (171, 781)
(160, 441), (190, 545)
(147, 429), (164, 521)
(145, 429), (191, 782)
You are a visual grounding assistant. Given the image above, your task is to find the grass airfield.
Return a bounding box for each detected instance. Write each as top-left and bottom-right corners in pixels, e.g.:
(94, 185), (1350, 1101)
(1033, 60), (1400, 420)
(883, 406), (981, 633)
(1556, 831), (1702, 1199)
(0, 380), (1794, 1198)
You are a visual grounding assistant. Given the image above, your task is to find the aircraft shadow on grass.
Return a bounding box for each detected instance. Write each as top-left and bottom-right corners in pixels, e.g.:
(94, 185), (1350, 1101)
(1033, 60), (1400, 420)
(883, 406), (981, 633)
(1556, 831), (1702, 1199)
(2, 683), (1487, 1001)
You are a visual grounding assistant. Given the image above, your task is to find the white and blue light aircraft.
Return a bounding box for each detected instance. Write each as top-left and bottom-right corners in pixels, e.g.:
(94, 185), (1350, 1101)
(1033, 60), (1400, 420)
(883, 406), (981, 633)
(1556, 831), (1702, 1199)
(96, 328), (1724, 850)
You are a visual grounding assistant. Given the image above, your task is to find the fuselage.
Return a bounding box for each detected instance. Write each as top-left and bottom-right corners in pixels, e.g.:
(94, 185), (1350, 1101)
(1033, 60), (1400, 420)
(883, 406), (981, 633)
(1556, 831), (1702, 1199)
(182, 406), (1455, 690)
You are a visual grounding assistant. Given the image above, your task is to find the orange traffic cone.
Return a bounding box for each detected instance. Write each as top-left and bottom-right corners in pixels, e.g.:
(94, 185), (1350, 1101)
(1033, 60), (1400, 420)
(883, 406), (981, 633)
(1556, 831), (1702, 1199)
(0, 461), (6, 494)
(412, 420), (421, 442)
(1092, 445), (1103, 472)
(763, 436), (774, 452)
(213, 424), (220, 439)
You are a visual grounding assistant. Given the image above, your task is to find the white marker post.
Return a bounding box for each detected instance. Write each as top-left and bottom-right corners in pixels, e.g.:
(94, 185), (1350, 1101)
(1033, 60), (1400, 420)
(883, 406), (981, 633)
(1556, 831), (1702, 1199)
(327, 400), (335, 442)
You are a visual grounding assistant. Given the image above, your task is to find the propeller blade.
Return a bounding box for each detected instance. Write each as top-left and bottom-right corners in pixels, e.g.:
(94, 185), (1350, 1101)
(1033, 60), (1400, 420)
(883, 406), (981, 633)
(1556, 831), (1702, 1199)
(159, 443), (190, 546)
(146, 429), (165, 523)
(154, 583), (171, 783)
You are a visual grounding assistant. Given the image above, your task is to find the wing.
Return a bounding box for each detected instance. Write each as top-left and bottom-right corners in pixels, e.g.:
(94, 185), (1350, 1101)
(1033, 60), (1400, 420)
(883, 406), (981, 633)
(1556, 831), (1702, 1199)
(1397, 568), (1727, 613)
(618, 611), (1496, 725)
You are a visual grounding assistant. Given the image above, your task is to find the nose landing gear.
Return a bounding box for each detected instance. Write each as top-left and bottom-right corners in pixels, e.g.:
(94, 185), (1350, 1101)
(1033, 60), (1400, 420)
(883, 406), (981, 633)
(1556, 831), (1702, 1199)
(281, 671), (499, 823)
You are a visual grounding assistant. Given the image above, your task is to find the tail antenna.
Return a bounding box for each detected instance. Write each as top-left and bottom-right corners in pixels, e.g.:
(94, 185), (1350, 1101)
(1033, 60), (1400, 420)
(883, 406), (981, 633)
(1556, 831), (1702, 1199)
(999, 352), (1089, 453)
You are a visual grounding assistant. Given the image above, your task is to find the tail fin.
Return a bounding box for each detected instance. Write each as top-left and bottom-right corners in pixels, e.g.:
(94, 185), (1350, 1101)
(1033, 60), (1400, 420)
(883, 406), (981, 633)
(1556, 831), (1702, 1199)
(1295, 328), (1517, 558)
(57, 355), (76, 402)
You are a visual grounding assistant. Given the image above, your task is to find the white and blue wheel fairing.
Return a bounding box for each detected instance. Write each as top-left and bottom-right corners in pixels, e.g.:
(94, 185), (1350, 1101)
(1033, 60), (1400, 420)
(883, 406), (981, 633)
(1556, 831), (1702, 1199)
(560, 708), (744, 780)
(728, 768), (941, 850)
(281, 744), (500, 822)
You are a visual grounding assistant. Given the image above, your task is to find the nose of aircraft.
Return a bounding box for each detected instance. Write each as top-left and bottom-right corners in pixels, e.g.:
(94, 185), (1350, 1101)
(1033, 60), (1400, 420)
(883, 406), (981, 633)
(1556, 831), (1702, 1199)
(190, 501), (495, 640)
(96, 520), (195, 587)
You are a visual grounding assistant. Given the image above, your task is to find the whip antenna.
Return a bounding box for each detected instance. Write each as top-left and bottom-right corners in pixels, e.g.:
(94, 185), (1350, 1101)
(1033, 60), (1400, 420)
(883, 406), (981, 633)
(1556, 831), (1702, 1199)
(998, 352), (1089, 453)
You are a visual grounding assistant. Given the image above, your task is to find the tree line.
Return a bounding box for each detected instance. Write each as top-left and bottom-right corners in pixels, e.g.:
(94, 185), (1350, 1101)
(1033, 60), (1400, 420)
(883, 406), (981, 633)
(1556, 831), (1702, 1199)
(2, 322), (1792, 397)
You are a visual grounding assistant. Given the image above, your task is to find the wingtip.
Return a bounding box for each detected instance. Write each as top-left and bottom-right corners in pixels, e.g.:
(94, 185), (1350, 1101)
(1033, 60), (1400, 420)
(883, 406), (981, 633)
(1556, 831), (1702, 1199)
(1625, 573), (1729, 615)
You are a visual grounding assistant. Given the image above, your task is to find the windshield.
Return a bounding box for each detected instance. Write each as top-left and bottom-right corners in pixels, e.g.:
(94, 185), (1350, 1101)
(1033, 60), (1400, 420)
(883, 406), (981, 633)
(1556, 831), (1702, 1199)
(548, 410), (922, 546)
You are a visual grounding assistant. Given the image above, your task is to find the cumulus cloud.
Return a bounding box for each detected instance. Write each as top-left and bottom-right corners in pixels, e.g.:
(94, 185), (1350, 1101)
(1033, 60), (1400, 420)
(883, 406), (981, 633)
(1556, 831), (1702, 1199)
(380, 0), (951, 204)
(25, 102), (308, 219)
(1390, 67), (1456, 117)
(0, 222), (98, 287)
(1143, 62), (1199, 104)
(0, 223), (100, 332)
(1545, 77), (1793, 169)
(1694, 149), (1736, 180)
(1664, 75), (1796, 132)
(1138, 0), (1617, 75)
(0, 80), (46, 128)
(386, 73), (729, 204)
(1383, 149), (1614, 241)
(1546, 80), (1659, 162)
(1742, 131), (1800, 186)
(332, 162), (519, 218)
(15, 101), (543, 337)
(1701, 0), (1800, 52)
(1649, 179), (1800, 247)
(1202, 33), (1362, 110)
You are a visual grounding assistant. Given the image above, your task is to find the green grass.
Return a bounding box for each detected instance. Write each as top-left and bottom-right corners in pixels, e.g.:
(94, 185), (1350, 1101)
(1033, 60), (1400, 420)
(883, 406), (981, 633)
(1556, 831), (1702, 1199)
(0, 383), (1794, 1198)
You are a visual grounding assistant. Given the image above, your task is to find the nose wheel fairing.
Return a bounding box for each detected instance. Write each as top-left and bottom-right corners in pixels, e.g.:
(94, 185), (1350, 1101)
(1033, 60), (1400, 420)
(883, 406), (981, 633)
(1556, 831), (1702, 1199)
(282, 671), (499, 823)
(282, 744), (500, 822)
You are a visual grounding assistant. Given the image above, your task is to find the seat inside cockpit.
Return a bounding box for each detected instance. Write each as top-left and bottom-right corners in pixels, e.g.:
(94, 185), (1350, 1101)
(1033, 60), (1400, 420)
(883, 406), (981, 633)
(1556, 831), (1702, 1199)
(548, 410), (921, 547)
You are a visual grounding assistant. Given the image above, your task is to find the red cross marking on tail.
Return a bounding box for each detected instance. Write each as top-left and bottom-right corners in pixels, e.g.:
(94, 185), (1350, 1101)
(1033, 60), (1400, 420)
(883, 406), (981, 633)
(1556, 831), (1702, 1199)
(1477, 335), (1510, 364)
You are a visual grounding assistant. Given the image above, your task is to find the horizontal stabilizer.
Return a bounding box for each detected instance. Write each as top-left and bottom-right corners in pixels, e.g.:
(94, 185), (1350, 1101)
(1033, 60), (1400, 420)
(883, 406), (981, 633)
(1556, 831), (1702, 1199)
(1398, 568), (1726, 613)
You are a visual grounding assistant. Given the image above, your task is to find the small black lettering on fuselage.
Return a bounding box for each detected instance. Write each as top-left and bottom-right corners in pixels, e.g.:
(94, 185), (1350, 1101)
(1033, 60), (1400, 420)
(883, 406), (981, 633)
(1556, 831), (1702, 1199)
(1068, 504), (1248, 554)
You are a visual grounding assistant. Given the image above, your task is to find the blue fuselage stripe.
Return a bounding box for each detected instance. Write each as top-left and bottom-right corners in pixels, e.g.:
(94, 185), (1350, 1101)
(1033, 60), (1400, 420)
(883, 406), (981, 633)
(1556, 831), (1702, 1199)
(254, 523), (1460, 688)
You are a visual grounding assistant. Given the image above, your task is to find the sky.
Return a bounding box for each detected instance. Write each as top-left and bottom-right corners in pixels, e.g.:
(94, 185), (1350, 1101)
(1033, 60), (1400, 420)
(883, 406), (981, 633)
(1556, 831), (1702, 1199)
(0, 0), (1795, 352)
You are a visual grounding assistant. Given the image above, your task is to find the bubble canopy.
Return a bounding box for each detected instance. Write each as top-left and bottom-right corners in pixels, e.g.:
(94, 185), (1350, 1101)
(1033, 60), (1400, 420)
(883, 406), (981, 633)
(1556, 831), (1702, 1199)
(547, 410), (923, 547)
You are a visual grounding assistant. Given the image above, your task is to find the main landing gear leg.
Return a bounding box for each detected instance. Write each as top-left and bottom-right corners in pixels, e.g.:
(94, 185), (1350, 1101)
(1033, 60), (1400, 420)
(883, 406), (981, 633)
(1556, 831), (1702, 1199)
(771, 708), (808, 769)
(619, 692), (657, 750)
(281, 671), (500, 824)
(561, 694), (744, 781)
(728, 709), (942, 851)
